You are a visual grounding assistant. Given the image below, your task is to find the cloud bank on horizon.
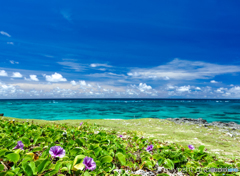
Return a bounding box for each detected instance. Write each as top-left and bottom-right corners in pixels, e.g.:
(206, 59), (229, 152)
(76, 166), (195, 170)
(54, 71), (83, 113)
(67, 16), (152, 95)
(0, 0), (240, 98)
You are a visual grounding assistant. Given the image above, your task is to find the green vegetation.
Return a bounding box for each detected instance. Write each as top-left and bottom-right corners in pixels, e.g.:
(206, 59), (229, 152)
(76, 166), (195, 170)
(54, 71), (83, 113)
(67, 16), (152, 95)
(0, 117), (239, 175)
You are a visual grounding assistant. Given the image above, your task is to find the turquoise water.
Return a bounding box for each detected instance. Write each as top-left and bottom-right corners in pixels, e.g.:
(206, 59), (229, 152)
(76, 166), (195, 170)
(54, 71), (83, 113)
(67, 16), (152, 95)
(0, 99), (240, 124)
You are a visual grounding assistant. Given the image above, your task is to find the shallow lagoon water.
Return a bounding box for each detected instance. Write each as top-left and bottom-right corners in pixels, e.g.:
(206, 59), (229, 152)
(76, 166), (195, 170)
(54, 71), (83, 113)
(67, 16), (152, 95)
(0, 99), (240, 124)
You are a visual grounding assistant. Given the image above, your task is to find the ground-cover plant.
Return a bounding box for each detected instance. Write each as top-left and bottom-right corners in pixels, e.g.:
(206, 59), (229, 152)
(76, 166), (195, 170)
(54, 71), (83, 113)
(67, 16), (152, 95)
(0, 118), (239, 176)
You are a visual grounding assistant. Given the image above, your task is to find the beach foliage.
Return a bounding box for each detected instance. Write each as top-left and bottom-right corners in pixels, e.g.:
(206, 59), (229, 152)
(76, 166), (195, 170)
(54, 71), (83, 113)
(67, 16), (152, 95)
(0, 119), (239, 175)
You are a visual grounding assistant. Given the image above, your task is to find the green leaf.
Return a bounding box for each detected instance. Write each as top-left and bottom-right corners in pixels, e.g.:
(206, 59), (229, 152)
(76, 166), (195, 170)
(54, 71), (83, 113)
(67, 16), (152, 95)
(163, 159), (174, 170)
(153, 154), (162, 161)
(32, 147), (42, 152)
(21, 137), (30, 146)
(11, 167), (20, 174)
(0, 149), (8, 157)
(14, 149), (21, 155)
(144, 161), (153, 169)
(28, 161), (36, 175)
(22, 162), (33, 176)
(198, 145), (205, 153)
(6, 153), (20, 163)
(60, 167), (68, 172)
(116, 152), (126, 165)
(4, 171), (15, 176)
(73, 155), (86, 166)
(157, 174), (169, 176)
(70, 148), (83, 156)
(37, 158), (50, 173)
(100, 155), (113, 164)
(0, 164), (4, 171)
(84, 171), (90, 176)
(36, 137), (45, 144)
(73, 163), (85, 171)
(76, 138), (85, 146)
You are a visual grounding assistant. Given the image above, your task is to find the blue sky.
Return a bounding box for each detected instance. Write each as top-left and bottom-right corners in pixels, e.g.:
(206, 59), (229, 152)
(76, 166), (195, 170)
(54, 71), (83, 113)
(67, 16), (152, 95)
(1, 0), (240, 98)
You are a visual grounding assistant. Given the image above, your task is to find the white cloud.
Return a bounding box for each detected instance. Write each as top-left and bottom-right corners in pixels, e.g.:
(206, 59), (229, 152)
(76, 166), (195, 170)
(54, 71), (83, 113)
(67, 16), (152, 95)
(176, 85), (191, 92)
(166, 85), (175, 90)
(98, 68), (106, 71)
(195, 87), (201, 90)
(163, 76), (170, 80)
(70, 80), (77, 86)
(24, 75), (39, 81)
(0, 31), (11, 37)
(90, 63), (112, 68)
(215, 87), (226, 93)
(230, 84), (234, 86)
(223, 86), (240, 97)
(127, 58), (240, 80)
(79, 80), (86, 86)
(45, 73), (67, 82)
(0, 70), (8, 76)
(57, 62), (84, 72)
(30, 75), (39, 81)
(210, 80), (218, 83)
(10, 60), (19, 64)
(138, 83), (152, 92)
(12, 72), (23, 78)
(7, 42), (14, 45)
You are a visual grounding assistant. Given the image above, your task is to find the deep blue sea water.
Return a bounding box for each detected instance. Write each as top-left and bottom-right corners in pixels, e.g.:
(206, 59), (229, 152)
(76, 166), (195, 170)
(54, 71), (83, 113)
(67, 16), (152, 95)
(0, 99), (240, 124)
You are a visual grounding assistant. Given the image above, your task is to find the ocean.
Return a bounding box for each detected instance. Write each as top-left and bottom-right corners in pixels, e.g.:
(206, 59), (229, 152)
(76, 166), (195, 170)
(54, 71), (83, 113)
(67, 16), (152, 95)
(0, 99), (240, 124)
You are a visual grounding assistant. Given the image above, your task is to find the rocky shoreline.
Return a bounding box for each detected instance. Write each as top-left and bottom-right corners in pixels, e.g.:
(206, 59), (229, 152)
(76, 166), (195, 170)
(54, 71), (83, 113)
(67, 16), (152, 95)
(165, 117), (240, 138)
(165, 117), (240, 130)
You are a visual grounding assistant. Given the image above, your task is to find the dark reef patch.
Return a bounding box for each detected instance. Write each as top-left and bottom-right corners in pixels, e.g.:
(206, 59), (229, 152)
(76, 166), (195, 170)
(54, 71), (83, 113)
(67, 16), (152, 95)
(224, 112), (240, 115)
(212, 114), (226, 116)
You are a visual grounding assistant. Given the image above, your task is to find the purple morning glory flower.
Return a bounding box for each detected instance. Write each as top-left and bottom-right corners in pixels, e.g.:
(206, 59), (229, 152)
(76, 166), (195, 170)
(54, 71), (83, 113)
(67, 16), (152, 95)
(49, 146), (65, 158)
(146, 144), (153, 152)
(119, 135), (123, 138)
(83, 156), (96, 171)
(14, 141), (24, 150)
(80, 122), (83, 126)
(188, 145), (195, 150)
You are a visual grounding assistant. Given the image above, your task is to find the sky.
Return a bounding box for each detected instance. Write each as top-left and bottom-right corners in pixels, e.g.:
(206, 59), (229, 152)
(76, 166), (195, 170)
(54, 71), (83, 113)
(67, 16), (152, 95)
(1, 0), (240, 98)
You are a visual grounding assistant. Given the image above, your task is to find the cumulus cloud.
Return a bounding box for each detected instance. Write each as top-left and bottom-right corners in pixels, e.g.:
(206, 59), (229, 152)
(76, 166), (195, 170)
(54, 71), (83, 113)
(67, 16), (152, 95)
(2, 79), (240, 98)
(44, 73), (67, 82)
(79, 80), (87, 86)
(90, 63), (112, 68)
(70, 80), (77, 86)
(24, 75), (39, 81)
(210, 80), (218, 83)
(0, 70), (8, 76)
(176, 85), (191, 92)
(138, 83), (152, 92)
(215, 87), (227, 93)
(127, 58), (240, 80)
(222, 86), (240, 97)
(0, 31), (11, 37)
(12, 72), (23, 78)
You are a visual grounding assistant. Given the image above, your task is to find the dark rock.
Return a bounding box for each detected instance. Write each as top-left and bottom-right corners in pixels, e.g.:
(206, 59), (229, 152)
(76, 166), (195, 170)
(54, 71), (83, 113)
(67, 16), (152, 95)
(166, 118), (240, 129)
(0, 113), (3, 116)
